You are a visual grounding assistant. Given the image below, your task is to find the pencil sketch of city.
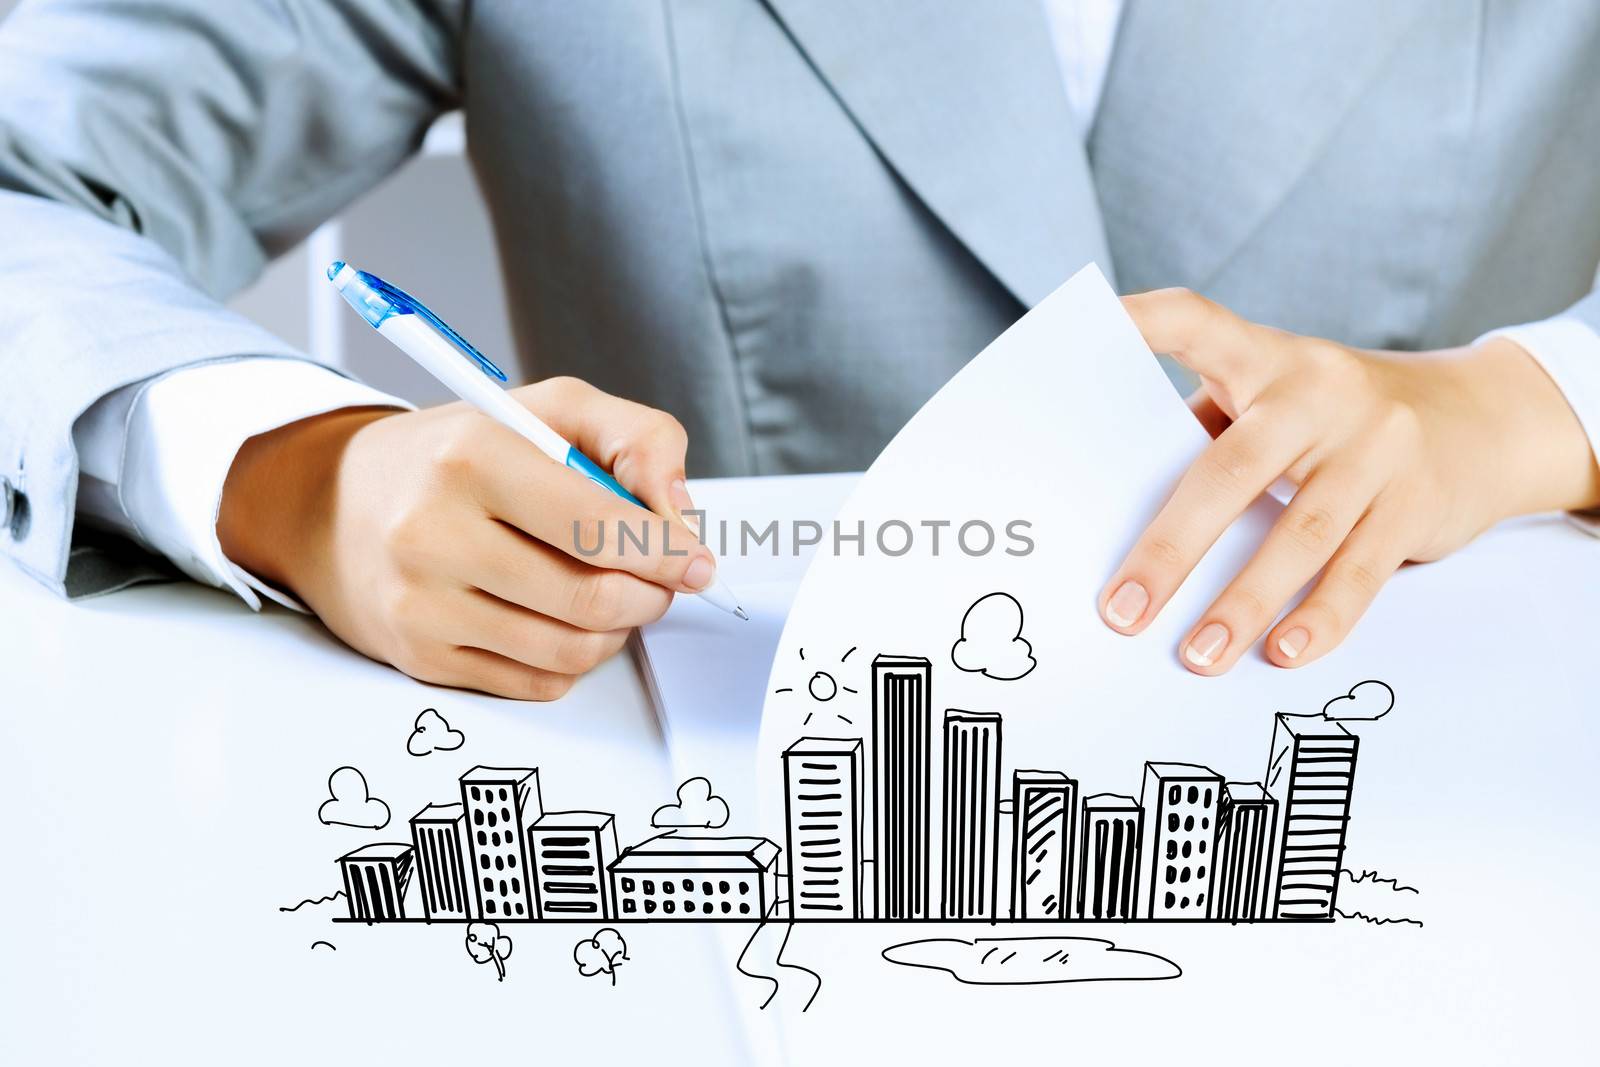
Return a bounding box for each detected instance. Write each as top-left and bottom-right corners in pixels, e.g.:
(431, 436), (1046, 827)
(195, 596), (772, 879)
(318, 655), (1407, 962)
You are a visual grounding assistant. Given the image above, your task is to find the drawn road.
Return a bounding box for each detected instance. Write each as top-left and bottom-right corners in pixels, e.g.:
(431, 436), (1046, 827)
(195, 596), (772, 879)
(737, 917), (821, 1012)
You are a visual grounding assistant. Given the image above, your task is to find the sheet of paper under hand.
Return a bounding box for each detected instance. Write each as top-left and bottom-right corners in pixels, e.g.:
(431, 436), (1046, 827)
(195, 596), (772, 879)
(749, 262), (1600, 1062)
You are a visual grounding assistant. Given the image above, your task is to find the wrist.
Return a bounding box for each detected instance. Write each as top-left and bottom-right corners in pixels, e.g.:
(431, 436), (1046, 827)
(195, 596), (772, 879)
(217, 407), (396, 596)
(1455, 336), (1600, 520)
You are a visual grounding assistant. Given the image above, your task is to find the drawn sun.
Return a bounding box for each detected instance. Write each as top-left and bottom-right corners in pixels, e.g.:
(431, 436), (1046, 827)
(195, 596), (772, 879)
(772, 646), (860, 727)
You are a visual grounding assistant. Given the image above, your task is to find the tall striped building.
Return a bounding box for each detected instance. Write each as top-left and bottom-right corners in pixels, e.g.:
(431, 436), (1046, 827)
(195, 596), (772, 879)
(1264, 714), (1359, 920)
(942, 709), (1002, 920)
(1212, 782), (1277, 921)
(410, 802), (472, 921)
(872, 655), (934, 920)
(1078, 793), (1141, 920)
(783, 737), (863, 919)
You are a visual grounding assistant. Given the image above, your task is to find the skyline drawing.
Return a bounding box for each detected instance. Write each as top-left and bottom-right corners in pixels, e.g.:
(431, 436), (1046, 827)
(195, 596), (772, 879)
(330, 655), (1375, 930)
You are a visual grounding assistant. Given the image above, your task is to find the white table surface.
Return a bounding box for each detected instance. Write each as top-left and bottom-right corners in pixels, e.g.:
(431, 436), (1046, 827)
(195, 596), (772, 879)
(0, 561), (787, 1065)
(5, 512), (1599, 1066)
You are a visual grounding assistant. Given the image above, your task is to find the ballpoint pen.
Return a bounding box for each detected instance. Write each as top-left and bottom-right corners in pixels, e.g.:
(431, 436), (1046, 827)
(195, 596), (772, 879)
(327, 260), (747, 620)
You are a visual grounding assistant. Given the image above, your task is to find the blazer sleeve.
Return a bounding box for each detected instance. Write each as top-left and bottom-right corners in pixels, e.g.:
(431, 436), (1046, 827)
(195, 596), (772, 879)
(0, 0), (462, 591)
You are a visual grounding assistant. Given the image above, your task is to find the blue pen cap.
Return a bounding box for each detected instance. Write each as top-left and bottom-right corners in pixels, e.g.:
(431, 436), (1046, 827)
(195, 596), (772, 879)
(326, 260), (508, 382)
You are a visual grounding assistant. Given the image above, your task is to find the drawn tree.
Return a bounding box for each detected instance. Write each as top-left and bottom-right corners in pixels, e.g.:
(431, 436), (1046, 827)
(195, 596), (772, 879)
(573, 928), (629, 986)
(466, 922), (513, 982)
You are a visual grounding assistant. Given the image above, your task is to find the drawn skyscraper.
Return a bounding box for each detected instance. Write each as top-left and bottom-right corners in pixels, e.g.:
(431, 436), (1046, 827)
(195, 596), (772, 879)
(529, 811), (619, 920)
(1078, 793), (1141, 920)
(340, 843), (415, 922)
(1212, 782), (1278, 921)
(942, 709), (1002, 920)
(1264, 713), (1359, 920)
(872, 654), (934, 919)
(1010, 770), (1076, 920)
(460, 766), (543, 920)
(410, 802), (472, 921)
(1138, 763), (1223, 919)
(783, 737), (863, 918)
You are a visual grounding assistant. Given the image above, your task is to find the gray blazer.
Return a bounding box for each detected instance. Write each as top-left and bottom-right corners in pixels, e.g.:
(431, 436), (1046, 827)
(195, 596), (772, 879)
(2, 0), (1598, 595)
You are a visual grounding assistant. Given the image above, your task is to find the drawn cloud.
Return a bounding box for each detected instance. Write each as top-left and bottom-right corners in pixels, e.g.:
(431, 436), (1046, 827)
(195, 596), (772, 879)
(651, 776), (729, 829)
(882, 936), (1180, 986)
(951, 592), (1037, 681)
(407, 707), (465, 756)
(1322, 680), (1394, 721)
(317, 766), (391, 830)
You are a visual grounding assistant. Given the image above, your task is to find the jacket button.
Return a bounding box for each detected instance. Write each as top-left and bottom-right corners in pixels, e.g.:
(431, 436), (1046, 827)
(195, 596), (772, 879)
(1, 477), (22, 540)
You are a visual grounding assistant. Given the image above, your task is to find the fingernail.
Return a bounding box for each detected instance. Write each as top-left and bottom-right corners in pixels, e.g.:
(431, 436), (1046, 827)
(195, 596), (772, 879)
(1184, 622), (1230, 668)
(1104, 580), (1149, 629)
(683, 555), (715, 591)
(670, 479), (701, 535)
(1276, 626), (1310, 661)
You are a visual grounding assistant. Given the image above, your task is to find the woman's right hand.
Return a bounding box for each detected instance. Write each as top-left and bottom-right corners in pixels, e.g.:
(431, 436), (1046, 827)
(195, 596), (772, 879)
(218, 376), (717, 700)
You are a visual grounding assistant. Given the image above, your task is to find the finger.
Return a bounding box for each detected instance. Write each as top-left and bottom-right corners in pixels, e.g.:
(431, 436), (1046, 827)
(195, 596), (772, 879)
(438, 587), (631, 676)
(516, 376), (694, 522)
(1264, 511), (1409, 668)
(463, 418), (716, 593)
(454, 518), (673, 631)
(1122, 289), (1284, 416)
(1100, 405), (1312, 634)
(414, 645), (583, 702)
(1187, 388), (1231, 439)
(1177, 461), (1381, 675)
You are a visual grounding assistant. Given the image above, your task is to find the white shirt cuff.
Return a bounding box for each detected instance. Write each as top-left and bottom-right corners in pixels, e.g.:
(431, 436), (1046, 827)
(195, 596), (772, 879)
(1479, 317), (1600, 539)
(74, 358), (413, 609)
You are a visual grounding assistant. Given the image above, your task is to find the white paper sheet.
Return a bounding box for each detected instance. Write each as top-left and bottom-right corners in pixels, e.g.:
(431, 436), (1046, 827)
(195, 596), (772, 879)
(634, 472), (859, 819)
(741, 264), (1600, 1061)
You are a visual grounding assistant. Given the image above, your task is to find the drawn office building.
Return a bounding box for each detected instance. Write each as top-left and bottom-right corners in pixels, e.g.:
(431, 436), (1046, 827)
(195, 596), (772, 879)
(872, 655), (934, 920)
(610, 834), (779, 919)
(1213, 782), (1277, 921)
(340, 843), (415, 922)
(942, 709), (1002, 920)
(1264, 714), (1359, 919)
(782, 737), (864, 919)
(529, 811), (619, 920)
(1139, 763), (1223, 919)
(1011, 770), (1077, 921)
(460, 766), (544, 920)
(1078, 793), (1142, 920)
(410, 802), (472, 921)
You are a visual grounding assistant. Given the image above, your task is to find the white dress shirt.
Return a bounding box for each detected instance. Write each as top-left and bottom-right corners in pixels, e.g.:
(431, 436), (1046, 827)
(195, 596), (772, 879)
(72, 0), (1600, 609)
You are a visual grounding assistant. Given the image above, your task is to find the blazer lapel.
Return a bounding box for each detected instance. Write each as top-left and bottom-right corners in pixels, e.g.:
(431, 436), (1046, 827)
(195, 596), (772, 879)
(763, 0), (1111, 307)
(1090, 0), (1429, 291)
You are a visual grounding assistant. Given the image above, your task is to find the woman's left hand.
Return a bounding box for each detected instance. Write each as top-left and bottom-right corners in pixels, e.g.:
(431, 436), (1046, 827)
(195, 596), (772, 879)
(1099, 288), (1600, 674)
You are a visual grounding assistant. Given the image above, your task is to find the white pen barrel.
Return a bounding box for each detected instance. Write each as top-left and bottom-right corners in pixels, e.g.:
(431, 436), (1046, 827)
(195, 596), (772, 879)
(377, 314), (570, 462)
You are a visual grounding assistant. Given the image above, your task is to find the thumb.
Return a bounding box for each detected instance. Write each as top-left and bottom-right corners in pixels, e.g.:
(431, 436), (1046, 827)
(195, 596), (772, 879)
(1121, 288), (1281, 418)
(514, 377), (695, 523)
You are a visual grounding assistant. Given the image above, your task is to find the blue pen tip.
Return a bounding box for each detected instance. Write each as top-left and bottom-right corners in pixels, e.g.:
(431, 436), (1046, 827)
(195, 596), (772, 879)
(326, 260), (346, 282)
